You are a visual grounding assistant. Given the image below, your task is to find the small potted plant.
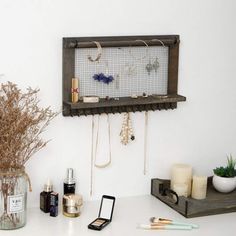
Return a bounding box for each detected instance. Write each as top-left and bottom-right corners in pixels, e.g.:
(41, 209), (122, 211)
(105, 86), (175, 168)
(212, 155), (236, 193)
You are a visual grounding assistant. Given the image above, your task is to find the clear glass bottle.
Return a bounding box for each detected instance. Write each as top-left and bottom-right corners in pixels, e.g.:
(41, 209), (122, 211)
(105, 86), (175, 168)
(0, 168), (27, 230)
(64, 168), (76, 195)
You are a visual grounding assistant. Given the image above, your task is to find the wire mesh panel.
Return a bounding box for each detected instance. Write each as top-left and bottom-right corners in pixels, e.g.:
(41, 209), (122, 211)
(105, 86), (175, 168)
(75, 46), (169, 98)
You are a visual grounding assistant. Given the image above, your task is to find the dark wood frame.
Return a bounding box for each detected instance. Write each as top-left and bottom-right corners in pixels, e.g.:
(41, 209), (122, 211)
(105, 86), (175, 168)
(62, 35), (186, 116)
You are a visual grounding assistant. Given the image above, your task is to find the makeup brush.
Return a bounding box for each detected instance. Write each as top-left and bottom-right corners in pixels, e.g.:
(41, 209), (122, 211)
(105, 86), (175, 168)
(150, 217), (199, 229)
(137, 224), (192, 230)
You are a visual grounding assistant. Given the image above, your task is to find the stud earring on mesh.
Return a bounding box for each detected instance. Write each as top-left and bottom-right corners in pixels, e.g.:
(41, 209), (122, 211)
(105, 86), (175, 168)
(152, 57), (159, 73)
(146, 60), (153, 76)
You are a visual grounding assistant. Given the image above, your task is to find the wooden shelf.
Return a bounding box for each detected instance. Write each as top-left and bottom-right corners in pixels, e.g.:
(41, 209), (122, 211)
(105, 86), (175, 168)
(62, 35), (185, 117)
(63, 94), (186, 116)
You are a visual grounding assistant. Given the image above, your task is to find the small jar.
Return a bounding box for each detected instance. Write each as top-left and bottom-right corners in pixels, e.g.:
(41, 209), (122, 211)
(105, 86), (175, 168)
(63, 194), (83, 217)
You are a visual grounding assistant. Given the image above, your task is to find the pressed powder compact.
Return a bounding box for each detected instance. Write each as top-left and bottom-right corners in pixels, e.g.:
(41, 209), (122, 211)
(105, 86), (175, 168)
(63, 194), (83, 217)
(88, 195), (115, 231)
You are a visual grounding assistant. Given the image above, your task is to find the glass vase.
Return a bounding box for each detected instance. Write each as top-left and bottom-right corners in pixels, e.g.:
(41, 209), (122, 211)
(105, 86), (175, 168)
(0, 168), (27, 230)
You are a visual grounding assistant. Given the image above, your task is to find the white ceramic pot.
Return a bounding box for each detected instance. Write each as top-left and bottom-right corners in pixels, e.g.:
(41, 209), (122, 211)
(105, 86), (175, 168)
(212, 175), (236, 193)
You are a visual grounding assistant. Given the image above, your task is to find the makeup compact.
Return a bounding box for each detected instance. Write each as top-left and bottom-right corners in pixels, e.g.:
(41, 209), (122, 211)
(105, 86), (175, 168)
(88, 195), (115, 231)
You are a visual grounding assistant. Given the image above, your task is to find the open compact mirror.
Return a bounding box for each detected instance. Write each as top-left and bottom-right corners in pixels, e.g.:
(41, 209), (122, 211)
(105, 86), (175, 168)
(88, 195), (115, 231)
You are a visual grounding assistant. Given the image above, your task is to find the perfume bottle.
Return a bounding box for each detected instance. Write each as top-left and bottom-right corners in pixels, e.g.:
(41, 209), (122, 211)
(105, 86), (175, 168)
(50, 192), (59, 217)
(64, 168), (76, 194)
(40, 179), (53, 213)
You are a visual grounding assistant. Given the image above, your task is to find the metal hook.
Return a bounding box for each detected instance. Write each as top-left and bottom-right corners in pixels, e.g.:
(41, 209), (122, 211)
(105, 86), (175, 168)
(135, 39), (149, 47)
(151, 39), (166, 47)
(128, 39), (149, 61)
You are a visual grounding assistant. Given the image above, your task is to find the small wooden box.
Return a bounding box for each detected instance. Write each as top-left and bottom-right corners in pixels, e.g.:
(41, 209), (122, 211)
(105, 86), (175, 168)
(151, 177), (236, 218)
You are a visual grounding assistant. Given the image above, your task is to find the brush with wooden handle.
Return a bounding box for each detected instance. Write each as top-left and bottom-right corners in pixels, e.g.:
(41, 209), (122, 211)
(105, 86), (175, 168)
(137, 223), (192, 230)
(150, 217), (199, 229)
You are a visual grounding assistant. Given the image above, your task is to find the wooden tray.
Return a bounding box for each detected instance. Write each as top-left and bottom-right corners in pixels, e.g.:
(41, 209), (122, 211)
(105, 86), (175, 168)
(151, 177), (236, 218)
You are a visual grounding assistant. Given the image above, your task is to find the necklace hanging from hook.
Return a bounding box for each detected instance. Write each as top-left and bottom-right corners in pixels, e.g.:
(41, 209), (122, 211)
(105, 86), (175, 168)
(94, 114), (112, 168)
(120, 113), (135, 145)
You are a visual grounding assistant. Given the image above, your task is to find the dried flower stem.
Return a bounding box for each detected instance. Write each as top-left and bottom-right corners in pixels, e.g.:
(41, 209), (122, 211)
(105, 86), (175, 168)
(0, 81), (57, 169)
(0, 81), (57, 229)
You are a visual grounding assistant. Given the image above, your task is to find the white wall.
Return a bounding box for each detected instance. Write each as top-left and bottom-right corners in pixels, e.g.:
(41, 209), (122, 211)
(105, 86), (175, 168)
(0, 0), (236, 207)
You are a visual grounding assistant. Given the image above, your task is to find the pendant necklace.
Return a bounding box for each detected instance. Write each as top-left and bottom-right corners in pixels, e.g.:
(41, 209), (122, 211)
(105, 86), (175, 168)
(120, 113), (135, 145)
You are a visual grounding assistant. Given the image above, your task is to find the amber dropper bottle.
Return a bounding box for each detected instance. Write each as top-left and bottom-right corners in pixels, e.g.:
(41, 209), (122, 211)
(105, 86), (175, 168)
(64, 168), (76, 194)
(40, 179), (53, 213)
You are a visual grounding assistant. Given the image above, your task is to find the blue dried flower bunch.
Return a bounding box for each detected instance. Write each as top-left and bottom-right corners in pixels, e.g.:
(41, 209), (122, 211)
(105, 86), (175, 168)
(93, 73), (114, 84)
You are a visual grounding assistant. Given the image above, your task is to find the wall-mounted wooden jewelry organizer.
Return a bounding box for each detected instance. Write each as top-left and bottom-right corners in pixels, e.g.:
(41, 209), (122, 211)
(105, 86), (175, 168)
(63, 35), (186, 116)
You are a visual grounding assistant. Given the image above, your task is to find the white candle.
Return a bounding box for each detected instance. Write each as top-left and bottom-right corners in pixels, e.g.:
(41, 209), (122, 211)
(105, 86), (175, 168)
(173, 183), (188, 197)
(171, 164), (192, 197)
(191, 175), (207, 200)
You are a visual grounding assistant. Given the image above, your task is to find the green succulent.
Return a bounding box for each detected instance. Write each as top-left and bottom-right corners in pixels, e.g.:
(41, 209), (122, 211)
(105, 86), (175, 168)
(213, 155), (236, 178)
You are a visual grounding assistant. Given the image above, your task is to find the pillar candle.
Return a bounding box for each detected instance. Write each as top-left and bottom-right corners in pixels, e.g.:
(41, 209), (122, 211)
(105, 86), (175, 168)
(171, 164), (192, 197)
(191, 175), (207, 200)
(71, 78), (79, 103)
(172, 183), (188, 197)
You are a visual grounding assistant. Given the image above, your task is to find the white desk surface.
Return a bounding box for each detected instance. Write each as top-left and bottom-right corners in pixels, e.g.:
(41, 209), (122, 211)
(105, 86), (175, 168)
(1, 195), (236, 235)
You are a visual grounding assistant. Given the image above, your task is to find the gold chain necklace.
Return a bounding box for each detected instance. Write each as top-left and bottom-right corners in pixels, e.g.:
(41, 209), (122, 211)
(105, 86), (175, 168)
(94, 114), (112, 168)
(90, 116), (95, 196)
(90, 114), (112, 196)
(143, 111), (148, 175)
(120, 112), (135, 145)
